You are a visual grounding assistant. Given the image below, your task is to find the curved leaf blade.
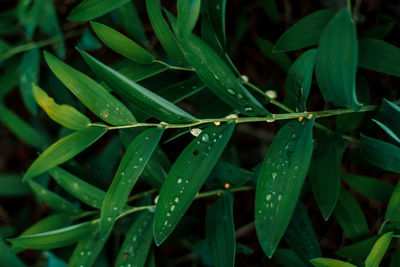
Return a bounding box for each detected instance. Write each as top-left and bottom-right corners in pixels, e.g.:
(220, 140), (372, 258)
(67, 0), (130, 21)
(91, 22), (154, 65)
(315, 9), (362, 111)
(365, 232), (393, 267)
(310, 258), (357, 267)
(115, 211), (154, 267)
(154, 123), (235, 245)
(181, 34), (269, 116)
(33, 84), (90, 130)
(79, 49), (197, 123)
(23, 126), (107, 181)
(177, 0), (201, 36)
(49, 167), (106, 209)
(274, 9), (336, 52)
(255, 117), (315, 257)
(44, 51), (136, 126)
(205, 191), (235, 267)
(100, 127), (163, 235)
(385, 180), (400, 222)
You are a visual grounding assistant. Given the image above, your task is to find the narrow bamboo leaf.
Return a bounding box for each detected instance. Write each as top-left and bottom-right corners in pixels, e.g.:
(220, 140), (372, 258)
(0, 59), (19, 98)
(91, 22), (154, 65)
(79, 49), (197, 123)
(205, 191), (235, 267)
(156, 76), (205, 103)
(8, 221), (96, 250)
(308, 133), (345, 220)
(259, 0), (280, 23)
(33, 84), (90, 130)
(256, 38), (292, 72)
(177, 0), (201, 36)
(274, 9), (336, 52)
(118, 62), (168, 83)
(385, 180), (400, 222)
(378, 99), (400, 138)
(0, 240), (26, 267)
(19, 48), (39, 114)
(255, 117), (315, 257)
(68, 228), (110, 267)
(0, 105), (47, 149)
(0, 174), (30, 196)
(44, 51), (136, 126)
(100, 127), (163, 235)
(146, 0), (189, 66)
(181, 34), (269, 116)
(365, 232), (393, 267)
(310, 258), (357, 267)
(333, 189), (369, 241)
(67, 0), (130, 21)
(274, 248), (308, 267)
(207, 161), (254, 189)
(315, 9), (362, 111)
(115, 211), (154, 267)
(117, 1), (148, 45)
(360, 134), (400, 174)
(49, 167), (106, 209)
(11, 213), (72, 253)
(359, 39), (400, 77)
(337, 236), (379, 260)
(285, 49), (317, 112)
(204, 0), (227, 48)
(284, 201), (322, 264)
(28, 180), (81, 215)
(154, 123), (235, 245)
(23, 126), (107, 181)
(390, 248), (400, 267)
(342, 173), (394, 202)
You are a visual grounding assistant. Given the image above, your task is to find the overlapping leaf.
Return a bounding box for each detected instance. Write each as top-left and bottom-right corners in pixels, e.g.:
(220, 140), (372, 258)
(68, 0), (130, 21)
(342, 174), (393, 202)
(365, 232), (393, 267)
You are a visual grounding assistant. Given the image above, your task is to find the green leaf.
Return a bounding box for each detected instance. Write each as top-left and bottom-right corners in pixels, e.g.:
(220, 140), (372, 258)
(0, 174), (30, 196)
(100, 127), (163, 235)
(33, 84), (90, 130)
(372, 121), (400, 147)
(308, 133), (345, 219)
(49, 167), (106, 209)
(146, 0), (189, 66)
(274, 248), (308, 267)
(333, 189), (369, 241)
(336, 236), (379, 260)
(19, 48), (39, 114)
(365, 232), (393, 267)
(79, 49), (197, 123)
(177, 0), (201, 36)
(10, 213), (72, 253)
(342, 173), (394, 202)
(0, 239), (26, 267)
(207, 161), (254, 188)
(0, 105), (47, 149)
(310, 258), (357, 267)
(117, 1), (148, 45)
(390, 248), (400, 267)
(359, 39), (400, 77)
(68, 228), (110, 267)
(91, 22), (154, 65)
(8, 221), (96, 250)
(44, 51), (136, 126)
(378, 99), (400, 138)
(67, 0), (130, 21)
(154, 123), (235, 245)
(204, 0), (227, 48)
(315, 9), (362, 111)
(156, 76), (205, 103)
(23, 126), (107, 181)
(259, 0), (280, 23)
(255, 117), (315, 257)
(360, 134), (400, 174)
(285, 49), (317, 112)
(118, 61), (168, 83)
(256, 38), (292, 72)
(273, 9), (336, 52)
(205, 192), (235, 267)
(28, 180), (81, 215)
(284, 201), (322, 264)
(115, 211), (154, 267)
(386, 180), (400, 222)
(181, 34), (269, 116)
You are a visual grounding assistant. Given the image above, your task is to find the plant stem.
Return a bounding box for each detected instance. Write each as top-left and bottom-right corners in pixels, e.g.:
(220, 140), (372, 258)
(0, 29), (82, 60)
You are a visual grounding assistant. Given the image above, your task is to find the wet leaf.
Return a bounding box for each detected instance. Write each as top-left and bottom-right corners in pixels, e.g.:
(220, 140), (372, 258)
(336, 236), (379, 260)
(177, 0), (201, 36)
(68, 0), (130, 21)
(310, 258), (357, 267)
(19, 48), (39, 114)
(365, 232), (393, 267)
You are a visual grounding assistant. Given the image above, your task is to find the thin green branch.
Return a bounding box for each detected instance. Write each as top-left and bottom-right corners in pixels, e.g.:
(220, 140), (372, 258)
(153, 59), (195, 72)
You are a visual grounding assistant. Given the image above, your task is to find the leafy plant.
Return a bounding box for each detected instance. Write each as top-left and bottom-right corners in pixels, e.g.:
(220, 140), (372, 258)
(1, 0), (400, 266)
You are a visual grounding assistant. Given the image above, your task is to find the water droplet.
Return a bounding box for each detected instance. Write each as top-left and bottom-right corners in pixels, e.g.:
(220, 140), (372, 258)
(139, 157), (143, 162)
(218, 134), (223, 139)
(272, 172), (277, 180)
(227, 88), (235, 95)
(87, 251), (91, 256)
(80, 251), (85, 256)
(278, 194), (282, 201)
(170, 205), (175, 211)
(174, 197), (179, 203)
(167, 212), (170, 217)
(270, 202), (274, 207)
(132, 235), (137, 241)
(244, 107), (253, 112)
(201, 134), (209, 143)
(185, 180), (189, 184)
(214, 75), (220, 80)
(294, 165), (299, 170)
(121, 172), (125, 176)
(107, 217), (112, 222)
(266, 194), (272, 201)
(164, 220), (168, 226)
(237, 94), (243, 100)
(113, 206), (117, 211)
(73, 183), (78, 189)
(177, 178), (183, 184)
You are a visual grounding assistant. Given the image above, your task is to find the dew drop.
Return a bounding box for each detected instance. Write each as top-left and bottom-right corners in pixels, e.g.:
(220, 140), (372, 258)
(272, 172), (277, 180)
(227, 88), (235, 95)
(278, 194), (282, 201)
(167, 212), (171, 217)
(107, 217), (112, 222)
(174, 197), (179, 203)
(164, 220), (168, 226)
(80, 251), (84, 256)
(139, 157), (143, 162)
(237, 94), (243, 100)
(177, 178), (183, 184)
(244, 107), (253, 112)
(266, 194), (272, 201)
(201, 134), (209, 143)
(214, 75), (220, 80)
(170, 205), (175, 211)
